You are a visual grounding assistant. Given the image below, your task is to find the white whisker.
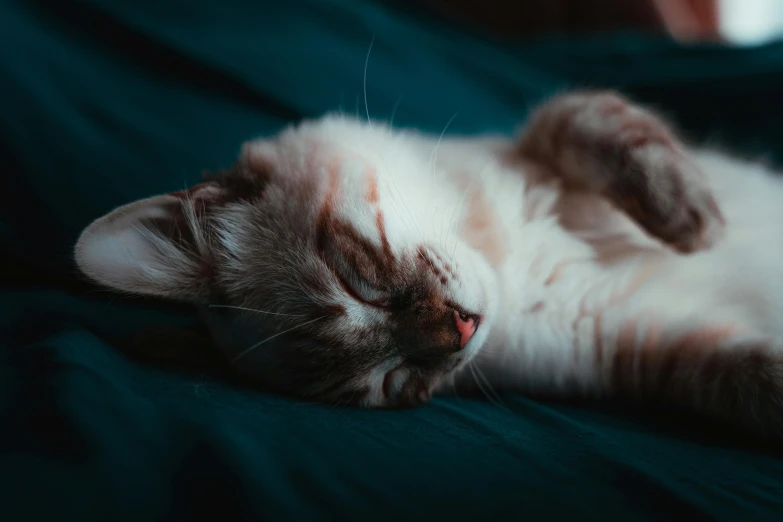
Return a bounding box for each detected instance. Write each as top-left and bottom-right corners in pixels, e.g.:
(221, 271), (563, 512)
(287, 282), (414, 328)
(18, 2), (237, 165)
(468, 363), (497, 406)
(232, 315), (327, 364)
(208, 304), (303, 318)
(389, 95), (403, 128)
(429, 112), (459, 252)
(470, 362), (507, 409)
(337, 89), (345, 116)
(429, 112), (459, 179)
(363, 36), (375, 127)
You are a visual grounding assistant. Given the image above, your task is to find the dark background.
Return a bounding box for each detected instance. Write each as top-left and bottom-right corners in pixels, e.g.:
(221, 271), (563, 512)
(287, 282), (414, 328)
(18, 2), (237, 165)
(2, 1), (783, 521)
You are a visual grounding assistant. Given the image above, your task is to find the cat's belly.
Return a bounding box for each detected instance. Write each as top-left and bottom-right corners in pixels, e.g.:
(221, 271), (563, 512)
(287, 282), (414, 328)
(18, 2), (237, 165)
(522, 182), (783, 338)
(474, 211), (783, 396)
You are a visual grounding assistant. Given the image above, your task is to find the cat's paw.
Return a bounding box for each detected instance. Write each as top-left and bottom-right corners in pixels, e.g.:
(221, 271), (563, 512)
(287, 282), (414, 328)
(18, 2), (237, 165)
(519, 91), (725, 254)
(594, 97), (726, 254)
(637, 161), (726, 254)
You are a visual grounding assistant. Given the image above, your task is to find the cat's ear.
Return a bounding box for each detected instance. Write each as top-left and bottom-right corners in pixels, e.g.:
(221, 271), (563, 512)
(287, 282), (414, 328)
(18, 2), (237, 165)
(74, 183), (228, 300)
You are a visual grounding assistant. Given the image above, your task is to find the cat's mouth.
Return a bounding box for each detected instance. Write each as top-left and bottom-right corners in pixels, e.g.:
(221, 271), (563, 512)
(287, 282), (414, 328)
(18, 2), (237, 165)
(376, 312), (483, 408)
(380, 367), (436, 407)
(378, 357), (469, 408)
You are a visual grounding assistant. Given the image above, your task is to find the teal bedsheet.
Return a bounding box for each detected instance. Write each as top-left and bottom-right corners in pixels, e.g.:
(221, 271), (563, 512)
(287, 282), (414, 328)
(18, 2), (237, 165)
(2, 1), (783, 520)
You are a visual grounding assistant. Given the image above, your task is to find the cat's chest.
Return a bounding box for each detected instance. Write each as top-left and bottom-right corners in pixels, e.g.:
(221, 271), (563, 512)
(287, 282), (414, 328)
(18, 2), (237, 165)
(494, 186), (666, 312)
(451, 158), (667, 311)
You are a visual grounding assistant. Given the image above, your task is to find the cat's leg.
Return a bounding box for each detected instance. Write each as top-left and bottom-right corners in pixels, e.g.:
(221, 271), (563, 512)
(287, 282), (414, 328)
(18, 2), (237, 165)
(517, 91), (725, 253)
(616, 335), (783, 440)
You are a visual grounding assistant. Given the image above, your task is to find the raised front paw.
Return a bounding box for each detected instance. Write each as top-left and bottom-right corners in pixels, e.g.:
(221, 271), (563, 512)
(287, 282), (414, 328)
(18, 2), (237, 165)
(611, 140), (726, 254)
(519, 91), (726, 254)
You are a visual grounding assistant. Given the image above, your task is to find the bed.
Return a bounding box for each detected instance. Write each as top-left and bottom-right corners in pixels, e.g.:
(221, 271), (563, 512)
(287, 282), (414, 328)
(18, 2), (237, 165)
(2, 1), (783, 520)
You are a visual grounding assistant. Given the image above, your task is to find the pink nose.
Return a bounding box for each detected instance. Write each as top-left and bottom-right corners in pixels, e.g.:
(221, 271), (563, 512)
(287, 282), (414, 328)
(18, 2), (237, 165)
(454, 310), (480, 350)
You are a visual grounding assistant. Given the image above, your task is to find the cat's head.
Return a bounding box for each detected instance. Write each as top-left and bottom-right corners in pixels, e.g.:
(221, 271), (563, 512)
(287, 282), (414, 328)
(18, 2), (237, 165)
(75, 116), (498, 407)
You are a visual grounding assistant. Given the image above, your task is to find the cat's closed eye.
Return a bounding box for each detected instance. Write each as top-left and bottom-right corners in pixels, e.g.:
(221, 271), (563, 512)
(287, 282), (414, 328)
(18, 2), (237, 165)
(333, 268), (390, 307)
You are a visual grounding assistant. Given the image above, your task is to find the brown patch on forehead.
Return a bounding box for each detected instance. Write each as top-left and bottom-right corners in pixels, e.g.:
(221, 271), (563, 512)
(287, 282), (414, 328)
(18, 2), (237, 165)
(363, 167), (393, 262)
(366, 171), (379, 204)
(321, 156), (342, 216)
(323, 220), (394, 283)
(375, 207), (393, 263)
(365, 168), (394, 262)
(316, 160), (398, 284)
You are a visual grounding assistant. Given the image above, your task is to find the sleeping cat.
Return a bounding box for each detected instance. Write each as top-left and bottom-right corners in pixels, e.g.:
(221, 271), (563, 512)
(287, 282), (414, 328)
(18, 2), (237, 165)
(74, 91), (783, 440)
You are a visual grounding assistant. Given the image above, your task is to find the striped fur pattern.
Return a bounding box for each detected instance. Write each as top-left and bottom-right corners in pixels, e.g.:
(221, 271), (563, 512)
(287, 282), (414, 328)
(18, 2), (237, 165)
(75, 91), (783, 439)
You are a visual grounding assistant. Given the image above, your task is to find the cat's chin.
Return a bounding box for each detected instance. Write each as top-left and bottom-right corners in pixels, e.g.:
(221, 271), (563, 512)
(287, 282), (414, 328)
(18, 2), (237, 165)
(358, 330), (494, 410)
(360, 375), (446, 409)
